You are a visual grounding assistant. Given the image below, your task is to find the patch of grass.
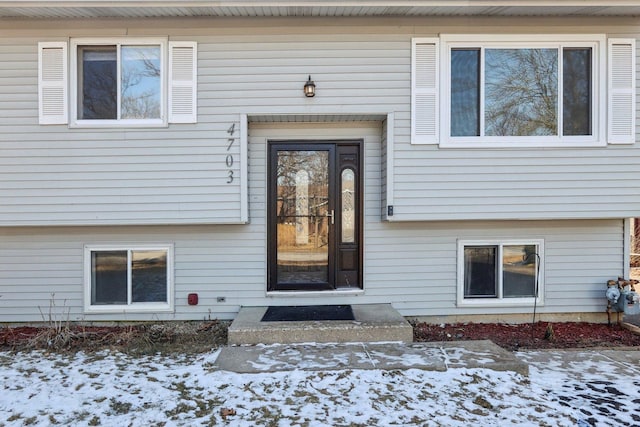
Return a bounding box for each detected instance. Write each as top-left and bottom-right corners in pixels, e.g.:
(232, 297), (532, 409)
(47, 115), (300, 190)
(108, 398), (132, 415)
(293, 389), (320, 404)
(469, 408), (489, 416)
(165, 403), (195, 419)
(194, 398), (222, 418)
(170, 381), (191, 399)
(73, 410), (92, 422)
(473, 395), (494, 410)
(23, 416), (38, 425)
(246, 406), (283, 427)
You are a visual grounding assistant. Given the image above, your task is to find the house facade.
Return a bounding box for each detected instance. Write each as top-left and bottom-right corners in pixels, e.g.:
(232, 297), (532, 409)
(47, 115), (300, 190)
(1, 1), (639, 323)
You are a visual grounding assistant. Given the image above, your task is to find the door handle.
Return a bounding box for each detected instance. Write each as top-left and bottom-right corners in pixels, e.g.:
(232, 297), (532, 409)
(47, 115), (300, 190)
(327, 209), (335, 225)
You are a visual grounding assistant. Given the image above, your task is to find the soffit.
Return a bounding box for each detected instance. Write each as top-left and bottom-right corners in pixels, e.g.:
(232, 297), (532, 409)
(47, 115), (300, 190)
(1, 1), (640, 19)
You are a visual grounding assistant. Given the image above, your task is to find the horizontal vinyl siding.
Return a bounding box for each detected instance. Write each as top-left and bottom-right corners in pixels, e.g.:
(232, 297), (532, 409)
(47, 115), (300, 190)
(0, 121), (388, 322)
(393, 28), (640, 221)
(0, 18), (634, 321)
(0, 225), (266, 322)
(0, 27), (407, 226)
(3, 19), (640, 224)
(391, 147), (640, 220)
(366, 219), (624, 317)
(0, 218), (623, 322)
(0, 36), (248, 225)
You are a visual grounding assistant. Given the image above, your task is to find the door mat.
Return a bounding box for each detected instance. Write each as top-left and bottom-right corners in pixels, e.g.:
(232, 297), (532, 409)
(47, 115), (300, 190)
(261, 305), (355, 322)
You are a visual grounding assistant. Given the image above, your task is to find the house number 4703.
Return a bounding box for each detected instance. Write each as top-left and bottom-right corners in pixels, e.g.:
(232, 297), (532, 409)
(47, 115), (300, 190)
(226, 123), (235, 183)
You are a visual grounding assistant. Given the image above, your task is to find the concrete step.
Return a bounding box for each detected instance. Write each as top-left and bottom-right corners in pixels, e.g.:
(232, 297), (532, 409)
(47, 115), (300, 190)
(228, 304), (414, 345)
(215, 340), (529, 375)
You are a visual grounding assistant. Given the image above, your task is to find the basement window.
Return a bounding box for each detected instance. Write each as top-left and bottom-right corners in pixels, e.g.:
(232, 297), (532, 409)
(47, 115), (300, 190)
(457, 240), (544, 307)
(84, 245), (173, 313)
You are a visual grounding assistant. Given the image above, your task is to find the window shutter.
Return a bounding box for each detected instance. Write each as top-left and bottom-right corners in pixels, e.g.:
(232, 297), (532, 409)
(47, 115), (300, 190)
(411, 38), (439, 144)
(168, 41), (197, 124)
(38, 42), (67, 125)
(608, 38), (636, 144)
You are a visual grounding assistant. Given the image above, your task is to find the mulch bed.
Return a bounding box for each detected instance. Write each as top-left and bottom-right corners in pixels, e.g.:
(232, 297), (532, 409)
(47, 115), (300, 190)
(1, 320), (639, 353)
(413, 321), (640, 351)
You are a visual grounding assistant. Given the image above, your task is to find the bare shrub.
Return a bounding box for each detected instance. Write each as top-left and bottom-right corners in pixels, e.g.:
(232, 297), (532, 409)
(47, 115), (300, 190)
(28, 294), (76, 350)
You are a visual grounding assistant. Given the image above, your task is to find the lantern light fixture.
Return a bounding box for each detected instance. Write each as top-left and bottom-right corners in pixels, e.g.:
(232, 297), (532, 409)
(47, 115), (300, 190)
(304, 75), (316, 97)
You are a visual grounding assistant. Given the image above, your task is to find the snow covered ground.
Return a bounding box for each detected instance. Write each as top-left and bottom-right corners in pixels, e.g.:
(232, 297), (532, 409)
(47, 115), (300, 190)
(1, 348), (639, 426)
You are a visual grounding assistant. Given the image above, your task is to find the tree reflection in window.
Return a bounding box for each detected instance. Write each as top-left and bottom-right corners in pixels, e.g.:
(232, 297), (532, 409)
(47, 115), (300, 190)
(450, 45), (592, 138)
(78, 44), (161, 120)
(121, 46), (161, 119)
(485, 48), (558, 136)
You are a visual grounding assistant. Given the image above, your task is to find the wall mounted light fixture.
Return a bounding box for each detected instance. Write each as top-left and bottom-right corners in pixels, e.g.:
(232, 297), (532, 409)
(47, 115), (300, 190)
(304, 75), (316, 97)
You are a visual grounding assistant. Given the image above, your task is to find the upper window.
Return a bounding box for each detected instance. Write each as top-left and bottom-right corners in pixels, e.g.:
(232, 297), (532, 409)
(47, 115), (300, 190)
(450, 46), (592, 138)
(78, 44), (162, 121)
(84, 245), (174, 313)
(38, 39), (197, 127)
(444, 35), (603, 147)
(457, 240), (544, 307)
(72, 39), (165, 127)
(411, 35), (635, 146)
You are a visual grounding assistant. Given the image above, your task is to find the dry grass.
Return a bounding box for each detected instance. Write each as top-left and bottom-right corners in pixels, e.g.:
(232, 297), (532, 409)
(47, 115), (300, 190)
(1, 320), (229, 354)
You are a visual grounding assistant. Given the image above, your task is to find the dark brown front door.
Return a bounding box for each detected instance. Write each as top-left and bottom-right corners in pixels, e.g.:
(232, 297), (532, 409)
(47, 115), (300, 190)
(268, 140), (362, 291)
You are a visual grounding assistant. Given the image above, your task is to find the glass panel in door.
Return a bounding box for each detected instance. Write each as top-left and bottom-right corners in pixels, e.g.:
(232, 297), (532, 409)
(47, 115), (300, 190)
(275, 150), (330, 286)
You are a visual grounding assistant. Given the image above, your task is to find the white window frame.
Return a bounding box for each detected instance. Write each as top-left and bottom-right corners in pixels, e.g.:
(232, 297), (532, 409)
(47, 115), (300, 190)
(440, 34), (606, 148)
(457, 239), (544, 307)
(84, 244), (174, 313)
(70, 37), (168, 128)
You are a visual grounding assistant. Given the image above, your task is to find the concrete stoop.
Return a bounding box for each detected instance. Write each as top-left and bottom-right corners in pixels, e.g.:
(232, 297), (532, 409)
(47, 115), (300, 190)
(227, 304), (414, 345)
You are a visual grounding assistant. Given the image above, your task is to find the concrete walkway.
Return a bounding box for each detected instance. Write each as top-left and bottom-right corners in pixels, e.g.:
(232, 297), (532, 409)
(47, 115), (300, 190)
(215, 340), (529, 375)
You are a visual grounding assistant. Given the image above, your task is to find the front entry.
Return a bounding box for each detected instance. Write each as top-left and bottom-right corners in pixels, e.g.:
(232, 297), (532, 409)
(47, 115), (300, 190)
(268, 140), (362, 291)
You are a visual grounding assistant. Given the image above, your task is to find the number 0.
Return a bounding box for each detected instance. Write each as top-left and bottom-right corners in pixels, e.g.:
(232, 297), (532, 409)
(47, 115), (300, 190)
(226, 154), (234, 167)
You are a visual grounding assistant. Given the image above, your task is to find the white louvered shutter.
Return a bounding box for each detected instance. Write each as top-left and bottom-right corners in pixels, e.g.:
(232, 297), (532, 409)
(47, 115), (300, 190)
(608, 39), (636, 144)
(169, 41), (197, 124)
(412, 38), (439, 144)
(38, 42), (68, 125)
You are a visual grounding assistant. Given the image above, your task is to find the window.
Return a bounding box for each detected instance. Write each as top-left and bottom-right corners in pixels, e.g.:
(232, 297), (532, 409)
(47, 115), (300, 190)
(411, 36), (635, 146)
(72, 39), (165, 126)
(38, 39), (197, 126)
(450, 46), (594, 139)
(457, 240), (543, 306)
(77, 44), (162, 121)
(84, 245), (173, 313)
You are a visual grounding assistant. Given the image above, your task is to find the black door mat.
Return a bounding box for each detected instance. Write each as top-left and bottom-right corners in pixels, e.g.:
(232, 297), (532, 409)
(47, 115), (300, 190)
(261, 305), (355, 322)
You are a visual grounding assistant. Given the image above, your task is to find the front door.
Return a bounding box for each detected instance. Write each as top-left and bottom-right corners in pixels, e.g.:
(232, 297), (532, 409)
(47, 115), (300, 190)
(268, 141), (362, 291)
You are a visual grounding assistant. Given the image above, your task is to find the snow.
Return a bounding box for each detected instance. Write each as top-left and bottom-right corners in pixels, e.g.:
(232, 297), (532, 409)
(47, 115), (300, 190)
(1, 348), (639, 426)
